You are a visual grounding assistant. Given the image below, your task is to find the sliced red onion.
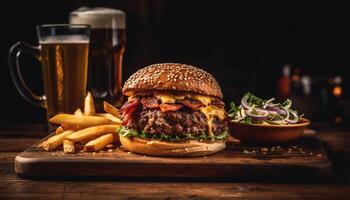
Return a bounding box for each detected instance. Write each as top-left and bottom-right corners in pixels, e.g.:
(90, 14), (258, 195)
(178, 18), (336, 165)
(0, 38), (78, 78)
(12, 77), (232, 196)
(286, 110), (299, 124)
(246, 109), (269, 120)
(267, 103), (279, 107)
(241, 95), (252, 110)
(266, 98), (275, 104)
(263, 98), (275, 108)
(239, 108), (246, 118)
(265, 110), (278, 115)
(236, 93), (300, 125)
(250, 106), (280, 116)
(272, 107), (290, 123)
(282, 107), (290, 120)
(266, 106), (287, 115)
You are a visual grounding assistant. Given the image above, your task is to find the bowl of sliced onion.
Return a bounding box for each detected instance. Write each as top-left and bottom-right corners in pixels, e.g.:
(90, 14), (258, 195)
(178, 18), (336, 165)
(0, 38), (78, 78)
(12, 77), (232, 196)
(228, 92), (310, 143)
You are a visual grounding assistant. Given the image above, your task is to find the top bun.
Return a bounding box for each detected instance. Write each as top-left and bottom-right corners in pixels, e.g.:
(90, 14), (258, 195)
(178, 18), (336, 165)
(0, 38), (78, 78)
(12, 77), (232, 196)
(123, 63), (223, 99)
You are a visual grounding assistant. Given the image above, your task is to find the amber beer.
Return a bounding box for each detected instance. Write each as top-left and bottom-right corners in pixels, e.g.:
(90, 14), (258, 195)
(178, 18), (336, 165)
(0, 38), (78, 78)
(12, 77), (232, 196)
(88, 28), (126, 107)
(9, 25), (90, 126)
(70, 7), (126, 111)
(40, 37), (89, 118)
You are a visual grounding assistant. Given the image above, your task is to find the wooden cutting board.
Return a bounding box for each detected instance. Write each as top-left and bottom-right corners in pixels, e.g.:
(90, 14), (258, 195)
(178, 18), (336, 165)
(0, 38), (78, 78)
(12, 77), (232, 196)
(15, 135), (331, 180)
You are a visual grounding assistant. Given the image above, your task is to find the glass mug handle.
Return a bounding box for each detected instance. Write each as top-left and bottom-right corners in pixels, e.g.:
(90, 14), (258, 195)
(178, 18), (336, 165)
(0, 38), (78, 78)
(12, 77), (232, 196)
(8, 42), (46, 108)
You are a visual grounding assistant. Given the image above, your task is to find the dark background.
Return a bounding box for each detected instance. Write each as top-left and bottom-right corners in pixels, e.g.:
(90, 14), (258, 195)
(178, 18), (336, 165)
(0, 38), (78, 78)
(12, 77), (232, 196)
(0, 1), (349, 128)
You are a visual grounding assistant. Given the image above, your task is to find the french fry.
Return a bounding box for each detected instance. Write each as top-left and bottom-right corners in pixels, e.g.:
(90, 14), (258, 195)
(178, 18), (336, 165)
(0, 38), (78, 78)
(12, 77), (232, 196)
(61, 124), (85, 131)
(49, 114), (116, 127)
(103, 101), (121, 119)
(42, 91), (122, 153)
(96, 113), (121, 123)
(55, 126), (64, 135)
(74, 108), (84, 117)
(40, 130), (74, 151)
(66, 125), (119, 142)
(84, 133), (117, 152)
(55, 109), (83, 135)
(84, 92), (96, 116)
(63, 139), (75, 153)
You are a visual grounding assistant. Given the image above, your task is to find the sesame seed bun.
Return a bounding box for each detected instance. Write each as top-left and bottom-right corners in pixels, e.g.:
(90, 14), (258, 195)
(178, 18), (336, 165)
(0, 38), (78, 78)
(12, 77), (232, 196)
(119, 135), (226, 157)
(123, 63), (223, 99)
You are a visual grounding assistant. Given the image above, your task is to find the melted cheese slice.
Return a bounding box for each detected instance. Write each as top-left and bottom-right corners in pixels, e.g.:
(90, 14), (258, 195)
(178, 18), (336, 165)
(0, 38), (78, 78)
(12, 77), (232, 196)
(154, 92), (225, 136)
(155, 92), (213, 105)
(154, 93), (185, 104)
(192, 95), (212, 105)
(199, 105), (226, 136)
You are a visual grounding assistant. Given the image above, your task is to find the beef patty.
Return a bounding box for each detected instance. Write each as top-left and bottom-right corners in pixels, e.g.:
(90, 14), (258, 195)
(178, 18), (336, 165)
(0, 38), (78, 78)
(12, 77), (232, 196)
(127, 109), (228, 136)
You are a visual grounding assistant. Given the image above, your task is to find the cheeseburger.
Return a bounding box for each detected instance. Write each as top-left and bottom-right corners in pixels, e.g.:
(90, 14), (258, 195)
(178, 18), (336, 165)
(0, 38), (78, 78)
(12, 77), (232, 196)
(118, 63), (228, 156)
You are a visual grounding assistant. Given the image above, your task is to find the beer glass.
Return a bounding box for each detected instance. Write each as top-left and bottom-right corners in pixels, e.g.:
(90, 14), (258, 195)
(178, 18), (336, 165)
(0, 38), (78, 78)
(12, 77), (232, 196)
(70, 7), (126, 111)
(9, 24), (90, 120)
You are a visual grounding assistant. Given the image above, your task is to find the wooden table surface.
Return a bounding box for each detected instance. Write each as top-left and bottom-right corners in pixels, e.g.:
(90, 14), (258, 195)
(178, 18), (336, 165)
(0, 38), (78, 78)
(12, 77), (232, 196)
(1, 124), (350, 199)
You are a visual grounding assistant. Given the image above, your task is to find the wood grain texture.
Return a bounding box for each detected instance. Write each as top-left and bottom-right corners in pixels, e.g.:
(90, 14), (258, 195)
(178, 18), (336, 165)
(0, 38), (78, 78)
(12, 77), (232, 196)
(0, 138), (40, 152)
(1, 181), (350, 200)
(0, 124), (47, 137)
(1, 126), (350, 200)
(15, 135), (331, 180)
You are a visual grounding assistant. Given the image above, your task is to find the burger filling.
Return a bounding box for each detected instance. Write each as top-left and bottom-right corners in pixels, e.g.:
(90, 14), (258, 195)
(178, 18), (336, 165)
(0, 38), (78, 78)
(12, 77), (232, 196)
(118, 92), (228, 142)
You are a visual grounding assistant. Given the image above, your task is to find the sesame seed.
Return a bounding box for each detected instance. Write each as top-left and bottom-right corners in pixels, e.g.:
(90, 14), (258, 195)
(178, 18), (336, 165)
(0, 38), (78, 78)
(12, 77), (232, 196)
(123, 63), (223, 98)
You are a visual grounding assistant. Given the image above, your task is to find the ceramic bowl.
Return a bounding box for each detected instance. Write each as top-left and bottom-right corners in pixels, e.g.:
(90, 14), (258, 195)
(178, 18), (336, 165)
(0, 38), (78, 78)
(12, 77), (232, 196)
(229, 118), (310, 143)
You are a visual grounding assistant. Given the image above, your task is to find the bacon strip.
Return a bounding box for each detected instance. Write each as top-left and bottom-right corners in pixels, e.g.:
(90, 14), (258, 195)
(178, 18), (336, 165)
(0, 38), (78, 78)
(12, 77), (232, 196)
(159, 104), (183, 112)
(141, 96), (159, 108)
(211, 99), (225, 109)
(120, 98), (140, 125)
(120, 98), (140, 113)
(122, 111), (134, 125)
(177, 98), (204, 110)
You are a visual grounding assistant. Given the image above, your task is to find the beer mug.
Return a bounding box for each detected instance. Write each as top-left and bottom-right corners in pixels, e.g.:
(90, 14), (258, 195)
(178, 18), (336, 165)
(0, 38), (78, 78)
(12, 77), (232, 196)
(8, 24), (90, 120)
(70, 7), (126, 111)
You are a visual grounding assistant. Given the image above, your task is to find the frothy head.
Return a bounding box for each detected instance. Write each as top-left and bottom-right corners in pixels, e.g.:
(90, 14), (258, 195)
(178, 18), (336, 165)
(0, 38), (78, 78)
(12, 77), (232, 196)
(69, 7), (126, 29)
(39, 35), (89, 44)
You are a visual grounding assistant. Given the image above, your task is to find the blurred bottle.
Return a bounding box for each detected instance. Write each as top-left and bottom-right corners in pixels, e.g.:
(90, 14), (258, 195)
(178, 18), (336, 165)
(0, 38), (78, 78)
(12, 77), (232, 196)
(329, 75), (344, 126)
(301, 75), (311, 96)
(317, 77), (329, 124)
(277, 64), (291, 98)
(291, 67), (303, 96)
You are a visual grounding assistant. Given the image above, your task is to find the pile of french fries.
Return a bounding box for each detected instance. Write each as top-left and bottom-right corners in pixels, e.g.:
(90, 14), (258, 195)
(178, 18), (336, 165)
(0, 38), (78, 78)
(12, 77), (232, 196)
(39, 92), (121, 153)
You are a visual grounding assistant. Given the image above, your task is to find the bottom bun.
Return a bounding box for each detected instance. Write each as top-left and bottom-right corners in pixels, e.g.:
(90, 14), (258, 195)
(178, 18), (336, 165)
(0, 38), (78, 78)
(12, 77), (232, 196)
(119, 135), (226, 157)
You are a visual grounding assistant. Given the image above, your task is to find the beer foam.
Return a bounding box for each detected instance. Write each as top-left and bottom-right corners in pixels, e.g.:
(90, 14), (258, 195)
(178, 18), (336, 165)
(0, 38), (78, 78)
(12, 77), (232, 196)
(69, 7), (126, 29)
(39, 35), (89, 44)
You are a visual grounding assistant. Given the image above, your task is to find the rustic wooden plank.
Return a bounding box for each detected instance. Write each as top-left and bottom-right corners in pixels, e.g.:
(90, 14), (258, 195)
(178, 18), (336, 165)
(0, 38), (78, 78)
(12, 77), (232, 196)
(0, 131), (349, 200)
(0, 152), (346, 200)
(317, 131), (350, 183)
(0, 152), (24, 181)
(0, 137), (40, 152)
(1, 181), (350, 200)
(14, 135), (331, 180)
(318, 131), (350, 157)
(0, 152), (18, 163)
(0, 124), (48, 137)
